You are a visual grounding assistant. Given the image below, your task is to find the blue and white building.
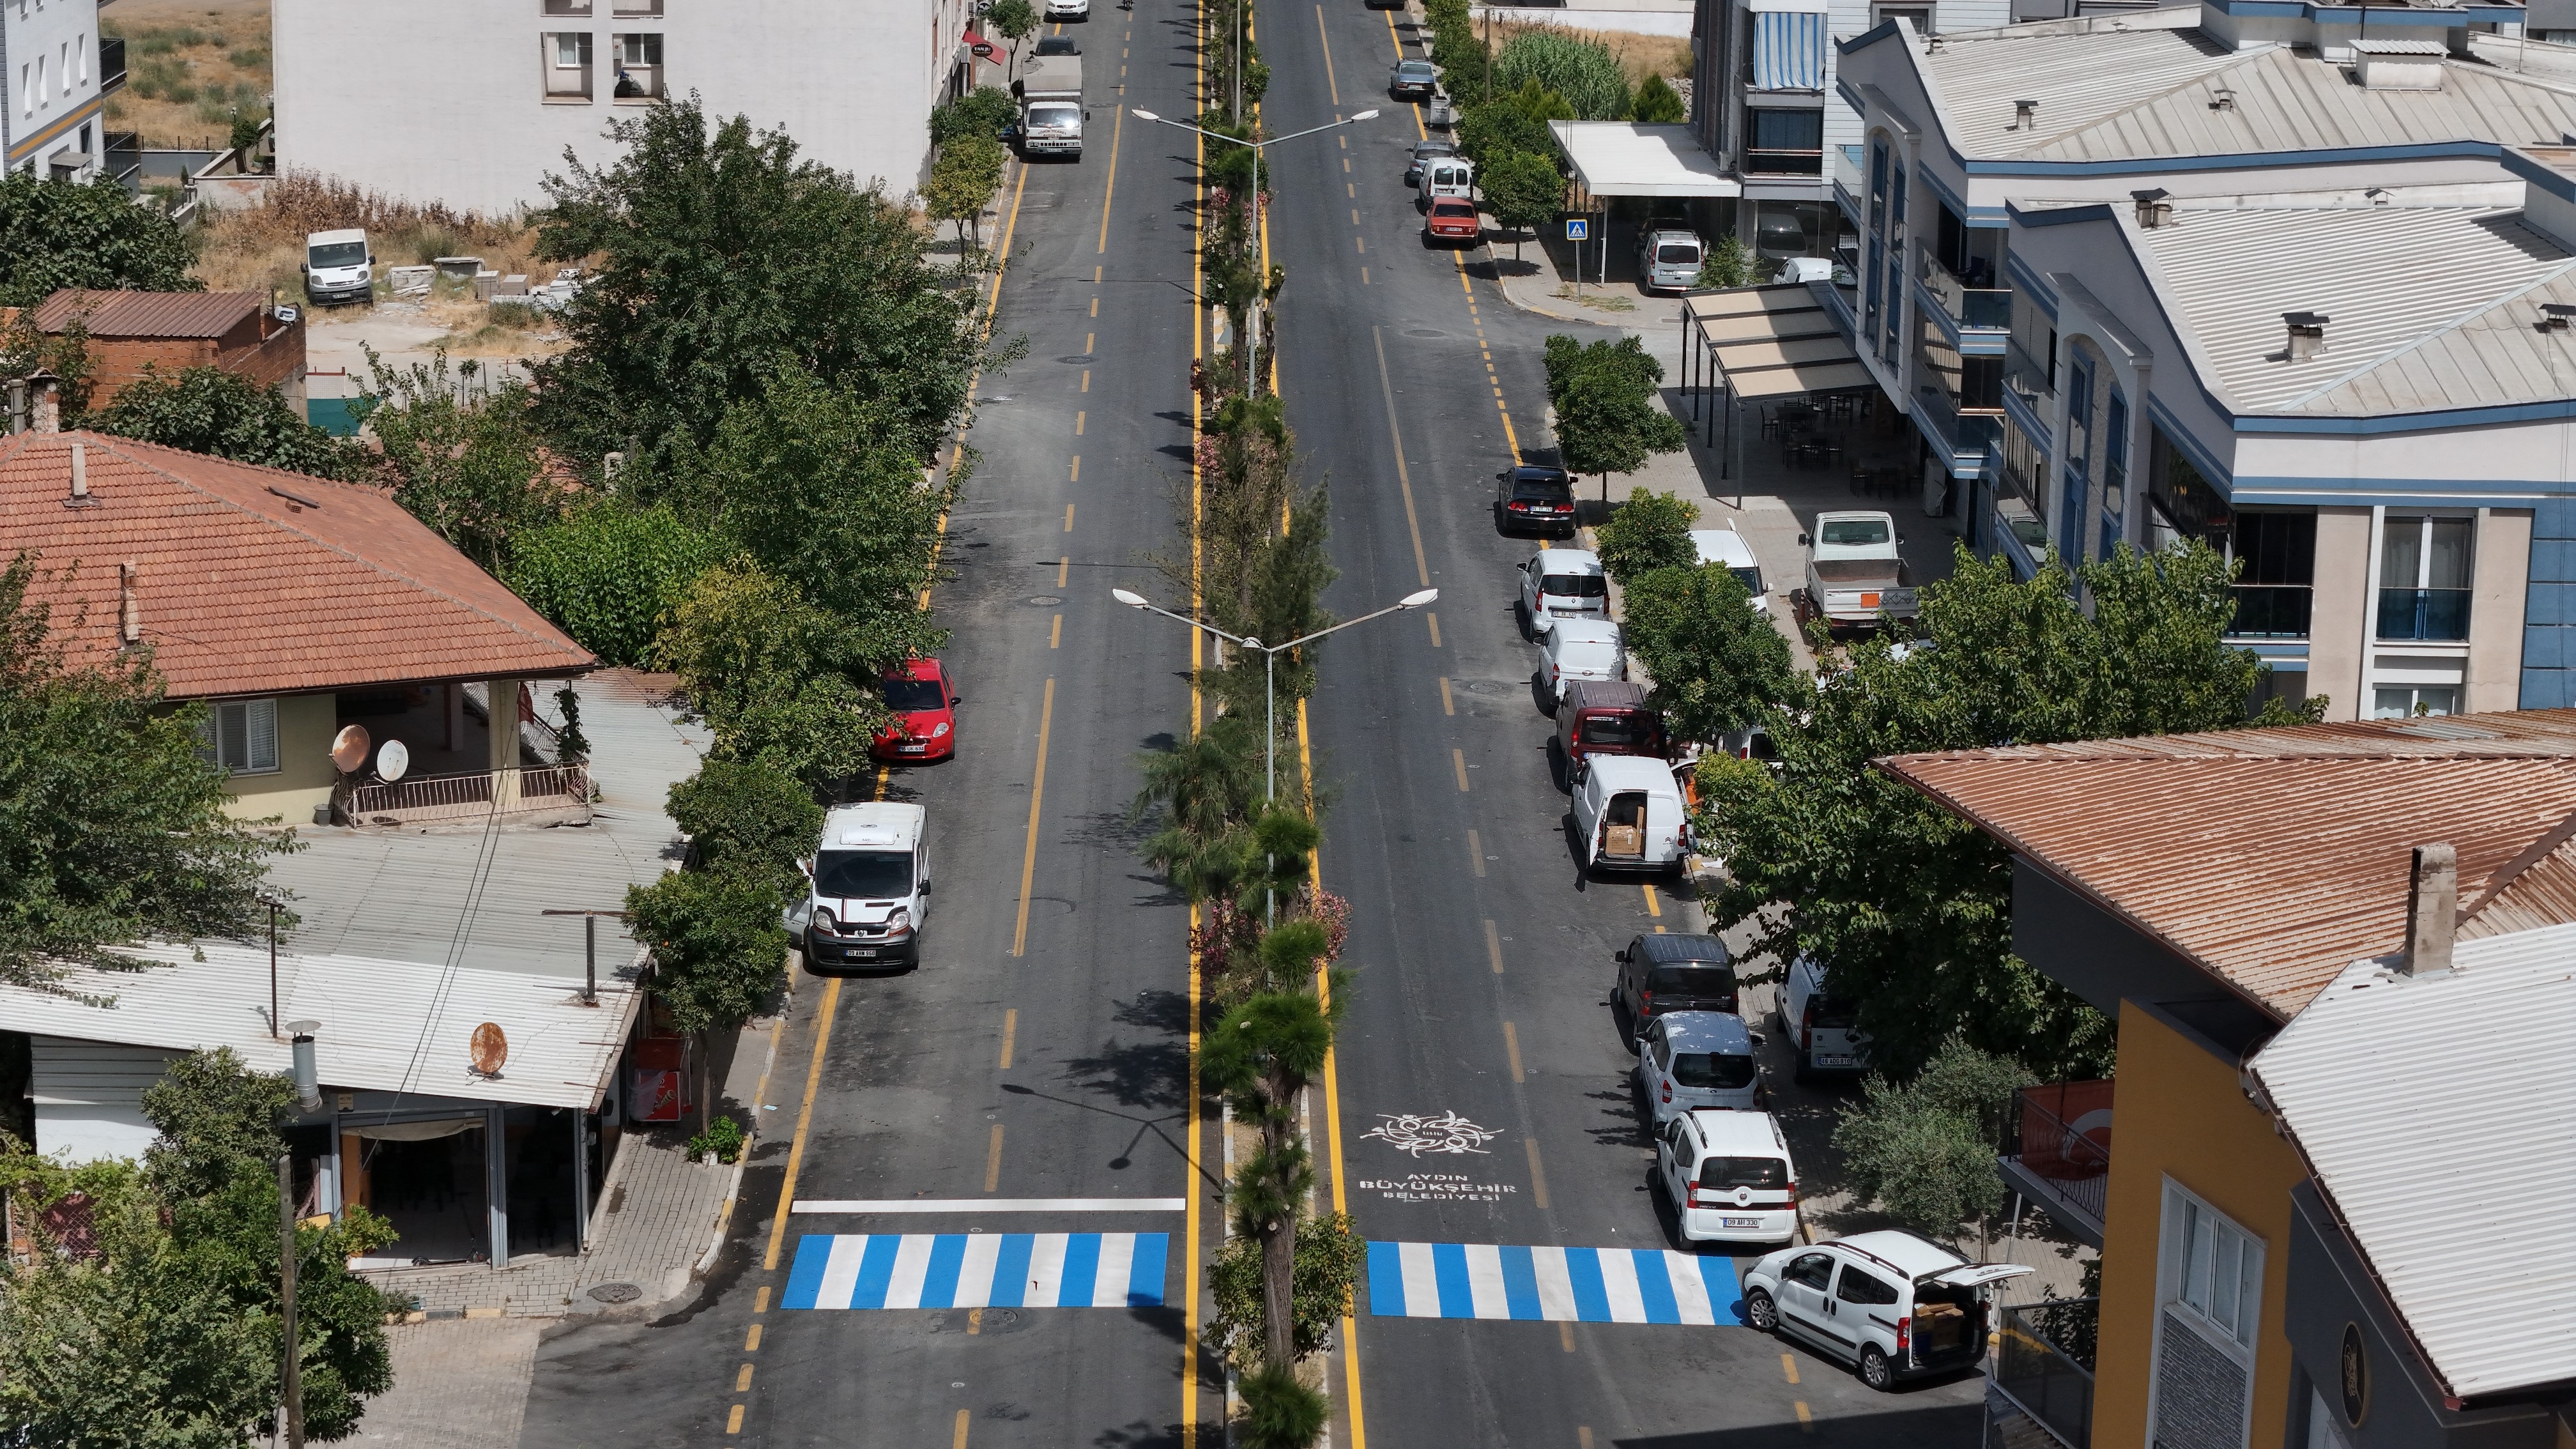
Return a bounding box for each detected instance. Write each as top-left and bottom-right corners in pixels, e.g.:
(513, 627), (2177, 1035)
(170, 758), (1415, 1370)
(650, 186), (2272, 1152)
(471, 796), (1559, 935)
(1817, 2), (2576, 717)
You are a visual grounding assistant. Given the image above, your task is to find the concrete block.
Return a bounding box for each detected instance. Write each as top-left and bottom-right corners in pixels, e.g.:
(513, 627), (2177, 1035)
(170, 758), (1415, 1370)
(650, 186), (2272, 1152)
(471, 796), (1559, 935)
(388, 264), (435, 294)
(496, 273), (530, 296)
(433, 255), (485, 277)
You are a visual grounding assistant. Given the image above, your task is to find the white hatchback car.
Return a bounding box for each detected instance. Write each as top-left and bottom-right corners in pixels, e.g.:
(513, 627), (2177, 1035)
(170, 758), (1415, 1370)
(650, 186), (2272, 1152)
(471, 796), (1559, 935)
(1742, 1232), (2031, 1390)
(1540, 617), (1625, 704)
(1046, 0), (1091, 17)
(1652, 1107), (1797, 1246)
(1519, 549), (1608, 635)
(1690, 526), (1771, 615)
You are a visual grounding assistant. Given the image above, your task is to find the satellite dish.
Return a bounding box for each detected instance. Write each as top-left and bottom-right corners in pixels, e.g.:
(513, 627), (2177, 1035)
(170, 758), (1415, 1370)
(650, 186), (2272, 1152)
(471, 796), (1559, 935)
(376, 739), (410, 783)
(468, 1022), (508, 1077)
(330, 724), (371, 774)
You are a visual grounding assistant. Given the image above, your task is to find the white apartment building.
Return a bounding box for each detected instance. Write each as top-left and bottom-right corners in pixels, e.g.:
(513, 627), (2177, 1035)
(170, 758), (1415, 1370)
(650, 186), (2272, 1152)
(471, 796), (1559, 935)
(3, 0), (112, 178)
(272, 0), (992, 215)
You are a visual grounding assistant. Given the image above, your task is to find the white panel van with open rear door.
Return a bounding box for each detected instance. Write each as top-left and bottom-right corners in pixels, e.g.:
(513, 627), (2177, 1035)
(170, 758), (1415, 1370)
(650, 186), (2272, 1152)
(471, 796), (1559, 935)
(1572, 754), (1688, 876)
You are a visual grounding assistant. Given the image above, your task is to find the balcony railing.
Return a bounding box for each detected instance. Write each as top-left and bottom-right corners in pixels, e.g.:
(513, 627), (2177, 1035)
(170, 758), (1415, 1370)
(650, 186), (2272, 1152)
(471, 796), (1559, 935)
(2005, 340), (2053, 412)
(1919, 244), (2011, 331)
(99, 35), (126, 94)
(1913, 380), (2001, 466)
(1831, 144), (1864, 215)
(342, 763), (592, 827)
(2230, 584), (2313, 640)
(1998, 1080), (2110, 1245)
(1744, 148), (1823, 176)
(1994, 1300), (2097, 1449)
(2376, 586), (2470, 642)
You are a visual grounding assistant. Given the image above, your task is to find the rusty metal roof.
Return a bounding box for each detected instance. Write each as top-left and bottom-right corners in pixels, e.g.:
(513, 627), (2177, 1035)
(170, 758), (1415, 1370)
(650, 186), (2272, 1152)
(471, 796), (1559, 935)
(32, 288), (261, 339)
(1882, 711), (2576, 1018)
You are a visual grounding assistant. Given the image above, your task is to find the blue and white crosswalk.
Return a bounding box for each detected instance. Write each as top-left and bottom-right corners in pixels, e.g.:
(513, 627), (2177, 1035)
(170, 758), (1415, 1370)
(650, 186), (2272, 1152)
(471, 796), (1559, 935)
(783, 1232), (1169, 1311)
(1366, 1241), (1746, 1326)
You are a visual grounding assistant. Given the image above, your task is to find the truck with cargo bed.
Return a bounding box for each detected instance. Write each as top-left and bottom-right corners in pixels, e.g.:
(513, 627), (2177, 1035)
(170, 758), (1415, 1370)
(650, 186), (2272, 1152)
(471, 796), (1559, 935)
(1013, 57), (1084, 158)
(1795, 510), (1917, 632)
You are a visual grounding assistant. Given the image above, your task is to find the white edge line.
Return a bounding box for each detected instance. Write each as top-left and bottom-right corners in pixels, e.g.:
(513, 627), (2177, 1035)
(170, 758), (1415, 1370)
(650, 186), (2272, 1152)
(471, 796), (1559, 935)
(791, 1198), (1190, 1213)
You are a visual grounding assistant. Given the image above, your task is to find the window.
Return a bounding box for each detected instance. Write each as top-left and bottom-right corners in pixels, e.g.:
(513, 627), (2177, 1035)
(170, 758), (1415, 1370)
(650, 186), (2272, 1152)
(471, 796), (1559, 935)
(1872, 3), (1932, 31)
(1784, 1252), (1836, 1290)
(1667, 1051), (1757, 1089)
(542, 0), (595, 13)
(544, 31), (594, 97)
(1696, 1156), (1788, 1190)
(615, 32), (661, 66)
(2147, 424), (2230, 549)
(2376, 514), (2472, 641)
(2153, 1181), (2262, 1449)
(1743, 107), (1823, 174)
(611, 32), (663, 96)
(33, 53), (45, 107)
(2229, 510), (2315, 638)
(1883, 165), (1908, 364)
(2168, 1192), (2261, 1346)
(1867, 137), (1889, 235)
(1834, 1267), (1901, 1306)
(2373, 684), (2460, 719)
(197, 699), (280, 776)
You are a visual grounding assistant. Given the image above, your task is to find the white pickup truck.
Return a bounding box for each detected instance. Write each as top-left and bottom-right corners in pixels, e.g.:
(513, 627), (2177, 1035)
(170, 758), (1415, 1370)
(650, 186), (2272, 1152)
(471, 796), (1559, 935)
(1797, 510), (1918, 632)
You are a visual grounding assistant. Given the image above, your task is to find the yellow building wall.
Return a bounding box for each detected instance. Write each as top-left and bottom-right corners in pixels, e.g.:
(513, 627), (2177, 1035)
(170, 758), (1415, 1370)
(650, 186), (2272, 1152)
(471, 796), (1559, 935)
(220, 692), (340, 824)
(2092, 1002), (2308, 1449)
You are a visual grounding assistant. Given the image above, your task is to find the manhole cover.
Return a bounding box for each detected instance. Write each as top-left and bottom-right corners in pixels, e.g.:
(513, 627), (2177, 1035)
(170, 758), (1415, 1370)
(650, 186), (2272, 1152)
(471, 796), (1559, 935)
(1405, 328), (1445, 338)
(588, 1282), (642, 1304)
(1025, 595), (1063, 606)
(1452, 678), (1509, 696)
(1058, 354), (1096, 364)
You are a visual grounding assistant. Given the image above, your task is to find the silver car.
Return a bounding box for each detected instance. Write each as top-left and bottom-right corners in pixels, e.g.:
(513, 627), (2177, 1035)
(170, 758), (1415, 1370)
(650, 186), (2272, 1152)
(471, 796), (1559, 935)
(1634, 1010), (1760, 1129)
(1636, 226), (1704, 293)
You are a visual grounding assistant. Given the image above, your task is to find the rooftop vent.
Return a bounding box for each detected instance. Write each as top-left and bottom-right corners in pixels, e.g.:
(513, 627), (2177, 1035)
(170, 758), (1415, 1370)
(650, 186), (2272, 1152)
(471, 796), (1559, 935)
(2283, 312), (2330, 363)
(2012, 98), (2039, 130)
(2132, 188), (2174, 229)
(63, 441), (97, 509)
(118, 561), (139, 648)
(2352, 38), (2445, 91)
(2399, 842), (2457, 978)
(2209, 87), (2237, 111)
(2540, 303), (2576, 333)
(2366, 186), (2393, 206)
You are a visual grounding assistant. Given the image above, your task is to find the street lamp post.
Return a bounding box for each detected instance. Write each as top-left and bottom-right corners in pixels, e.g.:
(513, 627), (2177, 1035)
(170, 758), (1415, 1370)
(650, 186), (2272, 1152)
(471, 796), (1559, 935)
(1131, 107), (1379, 395)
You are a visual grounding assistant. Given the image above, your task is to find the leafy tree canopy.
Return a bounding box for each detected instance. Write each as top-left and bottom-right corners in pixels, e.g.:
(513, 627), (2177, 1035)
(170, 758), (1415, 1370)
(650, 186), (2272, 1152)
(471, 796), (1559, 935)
(0, 555), (295, 992)
(1590, 487), (1698, 584)
(1698, 542), (2320, 1077)
(358, 349), (559, 572)
(1457, 82), (1566, 165)
(626, 863), (788, 1035)
(0, 172), (199, 307)
(90, 365), (363, 480)
(654, 564), (884, 791)
(1476, 148), (1563, 263)
(1491, 33), (1627, 121)
(668, 758), (823, 893)
(985, 0), (1038, 40)
(1629, 73), (1687, 124)
(1694, 233), (1757, 289)
(1543, 334), (1686, 484)
(1621, 562), (1798, 743)
(930, 86), (1018, 146)
(503, 501), (723, 669)
(1830, 1038), (2034, 1237)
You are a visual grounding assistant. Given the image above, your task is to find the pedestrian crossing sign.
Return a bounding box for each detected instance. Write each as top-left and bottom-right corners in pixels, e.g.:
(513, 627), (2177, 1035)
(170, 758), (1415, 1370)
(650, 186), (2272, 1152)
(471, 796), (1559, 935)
(1565, 217), (1590, 241)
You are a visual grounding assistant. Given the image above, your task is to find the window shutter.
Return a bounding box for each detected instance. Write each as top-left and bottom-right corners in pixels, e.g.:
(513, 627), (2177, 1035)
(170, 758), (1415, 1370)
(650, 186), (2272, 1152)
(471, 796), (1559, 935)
(246, 699), (279, 773)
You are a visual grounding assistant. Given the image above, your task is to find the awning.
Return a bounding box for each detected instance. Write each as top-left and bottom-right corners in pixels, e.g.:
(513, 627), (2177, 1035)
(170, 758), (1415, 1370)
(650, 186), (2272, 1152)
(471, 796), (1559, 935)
(1750, 7), (1828, 90)
(1548, 122), (1742, 199)
(962, 30), (1000, 61)
(1688, 284), (1873, 401)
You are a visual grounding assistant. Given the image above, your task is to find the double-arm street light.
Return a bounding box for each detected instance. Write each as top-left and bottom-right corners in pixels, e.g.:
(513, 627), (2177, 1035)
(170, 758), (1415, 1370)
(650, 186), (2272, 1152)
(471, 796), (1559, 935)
(1112, 586), (1437, 805)
(1130, 107), (1379, 394)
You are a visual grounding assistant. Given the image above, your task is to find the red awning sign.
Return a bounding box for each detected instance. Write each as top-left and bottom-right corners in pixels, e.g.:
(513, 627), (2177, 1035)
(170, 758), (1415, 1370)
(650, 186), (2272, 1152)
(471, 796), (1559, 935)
(965, 30), (997, 58)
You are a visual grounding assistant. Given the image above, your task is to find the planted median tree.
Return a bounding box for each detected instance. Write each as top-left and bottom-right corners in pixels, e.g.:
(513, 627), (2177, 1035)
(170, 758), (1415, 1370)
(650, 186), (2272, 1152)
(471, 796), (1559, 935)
(1544, 334), (1688, 505)
(1478, 148), (1563, 268)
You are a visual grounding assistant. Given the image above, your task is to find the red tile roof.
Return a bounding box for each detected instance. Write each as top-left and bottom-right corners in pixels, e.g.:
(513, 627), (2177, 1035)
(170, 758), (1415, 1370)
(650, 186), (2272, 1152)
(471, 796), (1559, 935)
(33, 289), (263, 339)
(0, 431), (594, 698)
(1880, 710), (2576, 1020)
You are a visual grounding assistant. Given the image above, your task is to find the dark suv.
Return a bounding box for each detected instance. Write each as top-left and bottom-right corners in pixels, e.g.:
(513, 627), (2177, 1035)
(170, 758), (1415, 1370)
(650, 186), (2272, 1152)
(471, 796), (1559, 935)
(1613, 933), (1739, 1048)
(1494, 466), (1576, 538)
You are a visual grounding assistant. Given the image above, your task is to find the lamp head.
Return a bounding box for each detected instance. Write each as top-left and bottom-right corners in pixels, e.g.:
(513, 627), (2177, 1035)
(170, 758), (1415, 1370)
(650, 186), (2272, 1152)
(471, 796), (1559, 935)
(1130, 107), (1161, 122)
(1399, 588), (1440, 609)
(1112, 588), (1149, 608)
(1351, 109), (1381, 121)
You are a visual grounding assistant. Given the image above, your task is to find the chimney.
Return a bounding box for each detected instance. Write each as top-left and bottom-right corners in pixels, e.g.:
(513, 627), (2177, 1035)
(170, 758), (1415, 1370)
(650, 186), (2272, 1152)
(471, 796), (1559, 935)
(2541, 303), (2576, 334)
(2284, 312), (2330, 363)
(2400, 843), (2457, 977)
(2133, 188), (2174, 229)
(68, 442), (87, 501)
(118, 561), (140, 647)
(31, 377), (59, 434)
(2209, 87), (2237, 112)
(2012, 98), (2039, 130)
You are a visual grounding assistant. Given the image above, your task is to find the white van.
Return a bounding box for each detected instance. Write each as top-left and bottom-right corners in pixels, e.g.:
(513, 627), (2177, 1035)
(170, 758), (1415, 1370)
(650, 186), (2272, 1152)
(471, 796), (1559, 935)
(786, 802), (932, 969)
(1420, 156), (1474, 205)
(1653, 1107), (1797, 1246)
(1573, 753), (1687, 874)
(1784, 954), (1869, 1081)
(1541, 617), (1625, 704)
(302, 227), (374, 307)
(1690, 526), (1771, 616)
(1743, 1231), (2033, 1390)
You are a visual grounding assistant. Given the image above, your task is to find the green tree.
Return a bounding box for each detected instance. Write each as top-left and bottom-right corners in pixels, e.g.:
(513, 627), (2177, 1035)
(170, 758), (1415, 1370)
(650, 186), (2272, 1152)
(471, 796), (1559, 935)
(358, 349), (556, 573)
(1456, 81), (1566, 166)
(923, 135), (1008, 250)
(1238, 1364), (1332, 1449)
(503, 502), (723, 668)
(1831, 1037), (2034, 1238)
(1621, 563), (1798, 744)
(531, 98), (985, 470)
(929, 86), (1018, 145)
(1206, 1211), (1365, 1367)
(90, 365), (362, 480)
(0, 555), (295, 992)
(1590, 487), (1698, 584)
(985, 0), (1038, 44)
(1698, 543), (2322, 1077)
(1543, 334), (1686, 502)
(1694, 233), (1756, 289)
(667, 758), (823, 891)
(1491, 32), (1627, 120)
(1203, 974), (1344, 1373)
(626, 864), (789, 1036)
(1133, 714), (1266, 903)
(1476, 148), (1561, 266)
(654, 564), (885, 792)
(0, 172), (199, 306)
(1629, 73), (1687, 124)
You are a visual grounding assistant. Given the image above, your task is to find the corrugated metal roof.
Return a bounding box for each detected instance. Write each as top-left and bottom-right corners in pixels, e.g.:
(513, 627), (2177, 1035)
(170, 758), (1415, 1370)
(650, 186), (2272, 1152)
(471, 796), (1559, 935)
(2249, 930), (2576, 1399)
(2132, 204), (2576, 417)
(1919, 34), (2576, 164)
(1888, 707), (2576, 759)
(32, 289), (262, 339)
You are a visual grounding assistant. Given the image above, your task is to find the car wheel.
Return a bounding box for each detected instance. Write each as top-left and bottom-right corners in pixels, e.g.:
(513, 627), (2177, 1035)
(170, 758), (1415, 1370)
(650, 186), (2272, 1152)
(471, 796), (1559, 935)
(1859, 1345), (1895, 1391)
(1745, 1289), (1779, 1333)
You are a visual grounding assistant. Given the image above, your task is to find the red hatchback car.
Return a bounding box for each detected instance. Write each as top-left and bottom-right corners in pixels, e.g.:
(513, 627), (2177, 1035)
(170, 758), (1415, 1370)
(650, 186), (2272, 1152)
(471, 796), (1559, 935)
(873, 658), (960, 762)
(1425, 197), (1480, 247)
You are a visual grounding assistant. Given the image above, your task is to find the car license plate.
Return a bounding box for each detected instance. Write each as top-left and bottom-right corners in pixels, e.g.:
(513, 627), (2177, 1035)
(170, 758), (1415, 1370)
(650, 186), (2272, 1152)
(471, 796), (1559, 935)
(1817, 1054), (1855, 1068)
(1721, 1216), (1763, 1229)
(900, 744), (926, 753)
(845, 947), (876, 960)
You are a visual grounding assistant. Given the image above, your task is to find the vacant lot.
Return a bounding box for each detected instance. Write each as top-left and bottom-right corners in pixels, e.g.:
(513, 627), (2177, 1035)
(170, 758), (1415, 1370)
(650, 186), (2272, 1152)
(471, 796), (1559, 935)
(102, 0), (271, 148)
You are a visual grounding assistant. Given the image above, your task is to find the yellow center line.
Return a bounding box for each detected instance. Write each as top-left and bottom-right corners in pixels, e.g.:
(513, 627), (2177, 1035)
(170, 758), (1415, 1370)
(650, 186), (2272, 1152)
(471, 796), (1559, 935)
(1091, 296), (1100, 317)
(1082, 369), (1091, 392)
(1781, 1353), (1801, 1384)
(1643, 884), (1662, 917)
(1369, 327), (1432, 589)
(1524, 1137), (1551, 1209)
(1050, 613), (1063, 648)
(755, 1285), (770, 1312)
(1796, 1402), (1814, 1432)
(1564, 1325), (1580, 1354)
(1085, 332), (1095, 352)
(1452, 747), (1470, 792)
(1183, 18), (1208, 1439)
(1009, 677), (1057, 957)
(1467, 827), (1484, 877)
(735, 1364), (753, 1392)
(999, 1008), (1018, 1069)
(762, 974), (843, 1271)
(1439, 676), (1454, 715)
(1425, 611), (1441, 647)
(1065, 503), (1077, 530)
(1070, 455), (1081, 482)
(1502, 1020), (1524, 1081)
(727, 1406), (746, 1435)
(983, 1123), (1006, 1192)
(745, 1322), (762, 1351)
(954, 1407), (972, 1448)
(1076, 409), (1087, 434)
(1301, 693), (1366, 1449)
(1317, 4), (1341, 102)
(1484, 918), (1502, 973)
(1057, 555), (1070, 588)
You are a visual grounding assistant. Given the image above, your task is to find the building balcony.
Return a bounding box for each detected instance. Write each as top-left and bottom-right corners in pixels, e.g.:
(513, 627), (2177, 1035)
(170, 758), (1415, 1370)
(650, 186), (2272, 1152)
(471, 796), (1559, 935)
(99, 35), (126, 96)
(1998, 1080), (2111, 1247)
(2376, 586), (2470, 643)
(1992, 1299), (2097, 1449)
(1919, 244), (2012, 333)
(341, 763), (592, 829)
(1912, 379), (2002, 470)
(1745, 148), (1823, 177)
(2230, 584), (2312, 640)
(1831, 144), (1862, 225)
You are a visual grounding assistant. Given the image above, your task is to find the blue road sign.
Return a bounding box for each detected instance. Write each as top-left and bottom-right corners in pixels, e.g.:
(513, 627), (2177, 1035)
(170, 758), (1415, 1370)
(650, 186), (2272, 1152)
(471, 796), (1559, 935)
(1565, 217), (1590, 241)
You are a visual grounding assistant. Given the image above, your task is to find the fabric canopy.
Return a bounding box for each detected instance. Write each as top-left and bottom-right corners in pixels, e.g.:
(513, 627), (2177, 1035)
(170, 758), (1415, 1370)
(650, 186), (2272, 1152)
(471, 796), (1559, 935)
(1689, 284), (1871, 402)
(1751, 10), (1828, 91)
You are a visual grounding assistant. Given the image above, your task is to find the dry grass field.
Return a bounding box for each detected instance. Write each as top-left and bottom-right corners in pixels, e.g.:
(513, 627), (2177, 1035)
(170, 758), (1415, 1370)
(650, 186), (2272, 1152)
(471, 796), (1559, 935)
(1487, 20), (1693, 90)
(100, 0), (273, 148)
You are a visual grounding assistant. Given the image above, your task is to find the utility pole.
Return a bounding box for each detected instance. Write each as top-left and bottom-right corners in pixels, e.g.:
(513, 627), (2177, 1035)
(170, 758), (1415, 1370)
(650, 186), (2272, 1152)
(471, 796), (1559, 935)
(277, 1153), (305, 1449)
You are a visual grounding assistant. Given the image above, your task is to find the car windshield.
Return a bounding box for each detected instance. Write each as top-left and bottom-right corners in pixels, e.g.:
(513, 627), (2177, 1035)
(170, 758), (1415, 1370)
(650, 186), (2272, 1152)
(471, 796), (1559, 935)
(1655, 244), (1701, 264)
(1398, 62), (1434, 77)
(1027, 104), (1081, 128)
(1580, 710), (1650, 747)
(1729, 565), (1765, 595)
(1036, 36), (1077, 52)
(814, 849), (913, 900)
(1670, 1052), (1758, 1090)
(309, 242), (367, 268)
(1514, 474), (1572, 500)
(884, 676), (946, 712)
(1820, 518), (1892, 546)
(1414, 142), (1452, 158)
(1542, 573), (1608, 598)
(1646, 965), (1733, 998)
(1697, 1156), (1788, 1190)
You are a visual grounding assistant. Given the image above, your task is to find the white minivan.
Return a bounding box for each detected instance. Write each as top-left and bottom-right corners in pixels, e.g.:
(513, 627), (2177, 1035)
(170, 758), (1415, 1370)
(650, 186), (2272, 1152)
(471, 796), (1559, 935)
(1784, 954), (1869, 1081)
(1420, 156), (1474, 206)
(1742, 1232), (2032, 1390)
(1519, 548), (1609, 635)
(1654, 1107), (1798, 1246)
(786, 802), (932, 969)
(1541, 617), (1625, 705)
(1572, 753), (1687, 874)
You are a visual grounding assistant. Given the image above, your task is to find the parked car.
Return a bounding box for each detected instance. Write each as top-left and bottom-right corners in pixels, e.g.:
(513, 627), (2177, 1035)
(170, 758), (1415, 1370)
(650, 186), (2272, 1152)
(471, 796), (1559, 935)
(1556, 680), (1662, 785)
(1494, 466), (1576, 537)
(1540, 617), (1624, 706)
(1799, 509), (1918, 632)
(1690, 526), (1771, 615)
(302, 227), (374, 307)
(1420, 156), (1474, 206)
(1634, 226), (1705, 293)
(1653, 1107), (1798, 1246)
(1034, 34), (1080, 53)
(1404, 138), (1456, 186)
(1045, 0), (1090, 19)
(1519, 548), (1608, 635)
(872, 657), (961, 762)
(1772, 254), (1858, 287)
(1783, 954), (1869, 1082)
(1634, 1010), (1761, 1128)
(1573, 754), (1687, 875)
(786, 802), (933, 970)
(1613, 931), (1737, 1045)
(1424, 197), (1480, 246)
(1390, 58), (1438, 99)
(1742, 1232), (2033, 1390)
